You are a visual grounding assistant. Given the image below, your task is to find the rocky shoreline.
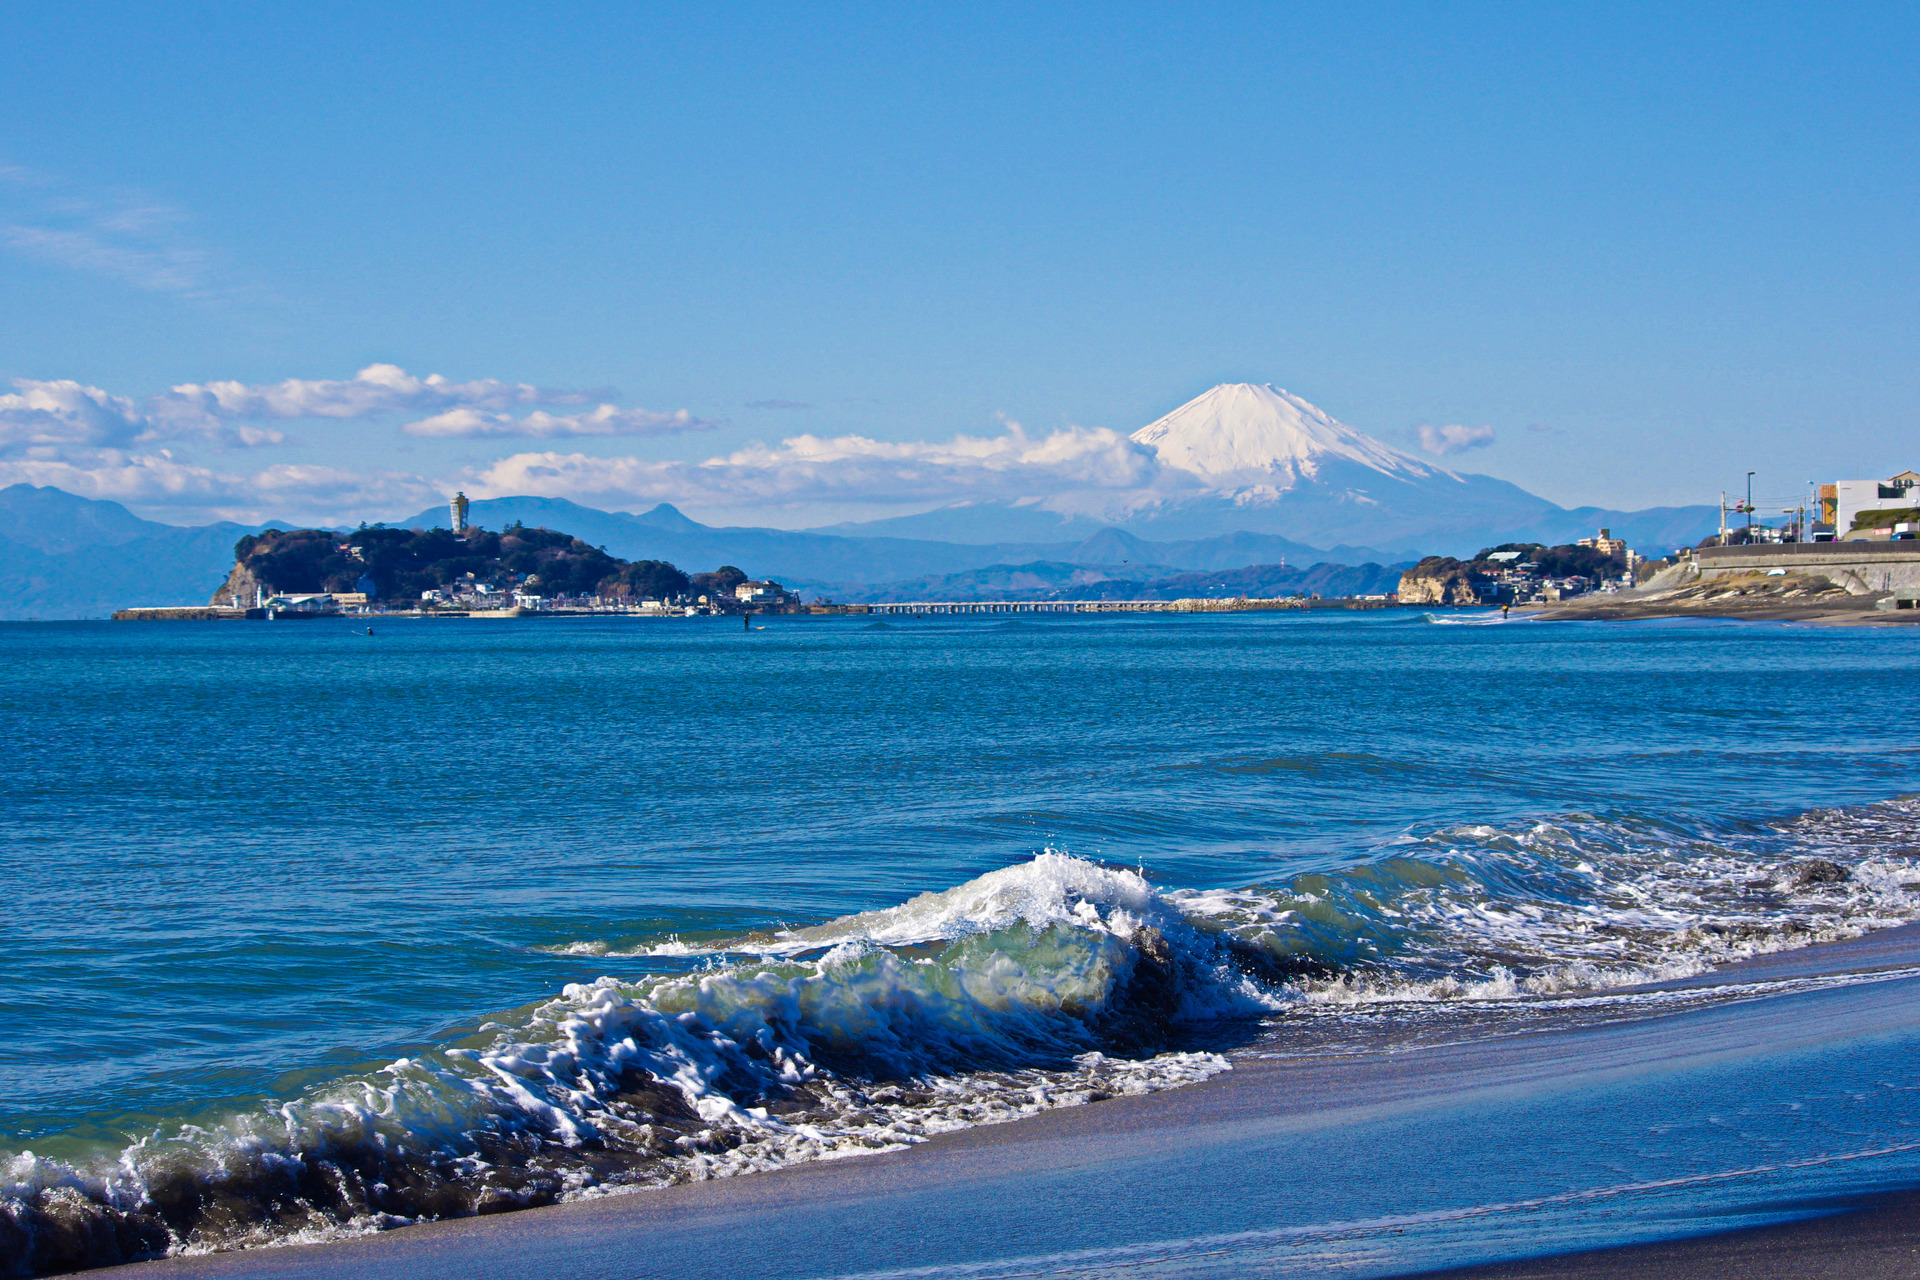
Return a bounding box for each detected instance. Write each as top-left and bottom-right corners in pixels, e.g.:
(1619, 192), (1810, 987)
(1526, 571), (1918, 625)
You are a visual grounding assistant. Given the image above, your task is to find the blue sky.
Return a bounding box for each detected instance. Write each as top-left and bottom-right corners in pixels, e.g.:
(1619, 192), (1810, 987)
(1, 1), (1915, 526)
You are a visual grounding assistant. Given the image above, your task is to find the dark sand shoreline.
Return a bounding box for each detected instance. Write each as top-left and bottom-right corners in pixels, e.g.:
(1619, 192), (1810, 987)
(87, 923), (1920, 1280)
(1404, 1188), (1920, 1279)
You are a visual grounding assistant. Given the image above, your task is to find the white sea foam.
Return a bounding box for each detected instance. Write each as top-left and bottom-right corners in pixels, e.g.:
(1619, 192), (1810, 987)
(10, 802), (1920, 1273)
(1, 854), (1249, 1269)
(1171, 801), (1920, 1006)
(749, 853), (1174, 951)
(541, 936), (715, 958)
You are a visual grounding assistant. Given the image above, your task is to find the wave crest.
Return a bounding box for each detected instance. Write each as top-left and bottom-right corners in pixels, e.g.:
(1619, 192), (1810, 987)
(8, 802), (1920, 1275)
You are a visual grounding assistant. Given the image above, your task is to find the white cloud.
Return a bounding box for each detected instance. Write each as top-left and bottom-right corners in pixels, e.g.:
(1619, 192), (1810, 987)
(4, 407), (1166, 526)
(150, 364), (605, 428)
(0, 377), (286, 455)
(0, 450), (437, 523)
(401, 404), (716, 438)
(1, 365), (703, 460)
(1415, 423), (1496, 456)
(0, 380), (148, 451)
(468, 421), (1165, 506)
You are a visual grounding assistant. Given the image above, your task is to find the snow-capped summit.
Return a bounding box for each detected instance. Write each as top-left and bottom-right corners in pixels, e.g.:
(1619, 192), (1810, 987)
(1130, 383), (1438, 484)
(810, 382), (1718, 555)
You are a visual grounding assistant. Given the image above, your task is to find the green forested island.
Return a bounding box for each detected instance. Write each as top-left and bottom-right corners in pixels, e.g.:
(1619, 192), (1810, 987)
(213, 524), (728, 605)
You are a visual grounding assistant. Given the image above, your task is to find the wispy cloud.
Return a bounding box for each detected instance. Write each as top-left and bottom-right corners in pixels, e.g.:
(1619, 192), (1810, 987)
(1, 411), (1163, 524)
(0, 451), (437, 524)
(469, 422), (1163, 507)
(1414, 423), (1496, 456)
(0, 167), (217, 297)
(0, 365), (706, 455)
(402, 404), (717, 439)
(0, 364), (718, 519)
(151, 364), (608, 427)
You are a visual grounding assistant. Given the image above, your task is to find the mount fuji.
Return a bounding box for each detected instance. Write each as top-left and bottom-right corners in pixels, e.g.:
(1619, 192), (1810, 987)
(825, 384), (1717, 555)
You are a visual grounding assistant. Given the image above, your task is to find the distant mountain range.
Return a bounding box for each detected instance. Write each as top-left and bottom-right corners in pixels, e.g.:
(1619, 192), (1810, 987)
(0, 486), (261, 620)
(392, 494), (1389, 595)
(0, 485), (1380, 618)
(0, 388), (1720, 617)
(822, 559), (1408, 605)
(810, 384), (1720, 553)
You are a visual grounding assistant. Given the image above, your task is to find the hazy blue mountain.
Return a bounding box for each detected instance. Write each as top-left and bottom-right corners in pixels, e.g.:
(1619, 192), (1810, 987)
(817, 558), (1411, 605)
(813, 469), (1716, 558)
(0, 485), (282, 619)
(4, 463), (1709, 619)
(0, 484), (177, 554)
(0, 523), (256, 619)
(1063, 526), (1393, 571)
(393, 495), (1399, 585)
(808, 503), (1113, 543)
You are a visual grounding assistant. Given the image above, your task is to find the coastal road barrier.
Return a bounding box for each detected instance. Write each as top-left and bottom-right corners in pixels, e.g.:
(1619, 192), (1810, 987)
(1687, 543), (1920, 595)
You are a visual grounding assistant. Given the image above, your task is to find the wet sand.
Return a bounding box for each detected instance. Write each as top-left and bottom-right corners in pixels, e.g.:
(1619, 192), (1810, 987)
(89, 925), (1920, 1280)
(1407, 1188), (1920, 1279)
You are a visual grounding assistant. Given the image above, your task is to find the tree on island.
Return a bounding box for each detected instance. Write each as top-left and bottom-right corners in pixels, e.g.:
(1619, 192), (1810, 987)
(692, 565), (748, 598)
(221, 525), (705, 604)
(603, 559), (693, 599)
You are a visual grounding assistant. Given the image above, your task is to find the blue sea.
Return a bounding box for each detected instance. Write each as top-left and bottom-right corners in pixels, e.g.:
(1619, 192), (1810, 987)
(4, 611), (1920, 1274)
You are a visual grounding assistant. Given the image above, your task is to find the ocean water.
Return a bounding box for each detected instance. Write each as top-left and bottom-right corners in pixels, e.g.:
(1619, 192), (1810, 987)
(3, 610), (1920, 1274)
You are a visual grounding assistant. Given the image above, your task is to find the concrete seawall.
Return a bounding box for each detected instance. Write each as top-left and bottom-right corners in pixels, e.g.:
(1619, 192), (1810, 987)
(1680, 543), (1920, 594)
(110, 607), (258, 621)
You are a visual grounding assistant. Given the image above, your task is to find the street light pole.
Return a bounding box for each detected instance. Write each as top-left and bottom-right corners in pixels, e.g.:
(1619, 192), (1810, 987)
(1746, 471), (1755, 540)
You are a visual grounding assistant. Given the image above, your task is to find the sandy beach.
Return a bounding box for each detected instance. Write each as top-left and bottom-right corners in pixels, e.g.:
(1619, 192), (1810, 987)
(84, 924), (1920, 1280)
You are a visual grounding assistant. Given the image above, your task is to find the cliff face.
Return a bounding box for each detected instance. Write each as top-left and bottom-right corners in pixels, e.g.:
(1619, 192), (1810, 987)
(210, 560), (268, 607)
(1397, 557), (1482, 605)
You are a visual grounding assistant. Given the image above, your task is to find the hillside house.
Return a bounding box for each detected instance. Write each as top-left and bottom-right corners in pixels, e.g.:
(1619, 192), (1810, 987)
(735, 581), (790, 605)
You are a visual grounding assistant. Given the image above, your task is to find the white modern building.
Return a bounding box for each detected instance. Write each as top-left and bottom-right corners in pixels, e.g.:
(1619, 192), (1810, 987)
(264, 594), (337, 615)
(1836, 471), (1920, 537)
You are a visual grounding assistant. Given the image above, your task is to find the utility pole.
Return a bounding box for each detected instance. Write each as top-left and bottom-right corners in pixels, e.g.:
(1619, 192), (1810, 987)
(1746, 472), (1755, 540)
(1720, 492), (1728, 547)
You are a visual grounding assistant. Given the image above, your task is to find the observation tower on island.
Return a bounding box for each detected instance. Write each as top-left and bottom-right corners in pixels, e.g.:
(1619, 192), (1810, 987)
(450, 491), (470, 534)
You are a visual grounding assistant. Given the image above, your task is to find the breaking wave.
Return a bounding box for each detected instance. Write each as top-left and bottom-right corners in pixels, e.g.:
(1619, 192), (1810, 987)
(6, 800), (1919, 1275)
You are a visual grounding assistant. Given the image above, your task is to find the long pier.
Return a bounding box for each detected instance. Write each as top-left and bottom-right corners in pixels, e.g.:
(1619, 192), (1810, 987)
(860, 597), (1392, 615)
